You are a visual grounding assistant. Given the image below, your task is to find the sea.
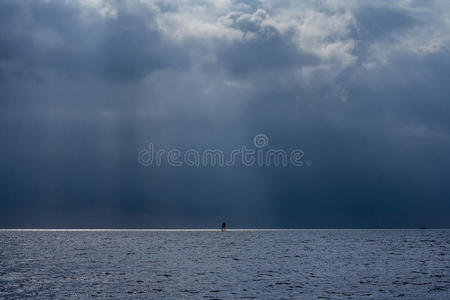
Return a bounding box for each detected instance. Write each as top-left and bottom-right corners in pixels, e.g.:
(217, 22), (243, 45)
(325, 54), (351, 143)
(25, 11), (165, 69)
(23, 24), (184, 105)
(0, 229), (449, 299)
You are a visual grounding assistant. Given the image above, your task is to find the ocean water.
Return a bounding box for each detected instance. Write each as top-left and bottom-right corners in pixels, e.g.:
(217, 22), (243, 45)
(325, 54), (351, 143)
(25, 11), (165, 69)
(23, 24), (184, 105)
(0, 229), (449, 299)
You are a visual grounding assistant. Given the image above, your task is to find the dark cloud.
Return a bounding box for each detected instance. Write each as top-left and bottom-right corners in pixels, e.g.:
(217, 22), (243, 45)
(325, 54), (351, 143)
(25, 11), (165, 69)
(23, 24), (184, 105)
(217, 9), (318, 77)
(1, 0), (450, 228)
(354, 5), (415, 41)
(0, 0), (187, 81)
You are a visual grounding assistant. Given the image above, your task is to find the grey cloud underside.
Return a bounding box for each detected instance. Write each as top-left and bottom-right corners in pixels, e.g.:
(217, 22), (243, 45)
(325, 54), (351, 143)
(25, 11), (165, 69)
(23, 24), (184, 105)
(1, 0), (450, 227)
(0, 1), (185, 80)
(354, 5), (415, 41)
(217, 13), (319, 76)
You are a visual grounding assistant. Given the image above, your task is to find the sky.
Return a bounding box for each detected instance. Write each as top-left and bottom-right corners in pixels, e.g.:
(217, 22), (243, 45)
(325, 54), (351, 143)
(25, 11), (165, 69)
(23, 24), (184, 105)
(1, 0), (450, 228)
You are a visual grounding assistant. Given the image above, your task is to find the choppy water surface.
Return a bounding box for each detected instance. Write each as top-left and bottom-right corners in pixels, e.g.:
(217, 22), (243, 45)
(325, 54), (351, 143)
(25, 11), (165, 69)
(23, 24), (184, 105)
(0, 229), (449, 299)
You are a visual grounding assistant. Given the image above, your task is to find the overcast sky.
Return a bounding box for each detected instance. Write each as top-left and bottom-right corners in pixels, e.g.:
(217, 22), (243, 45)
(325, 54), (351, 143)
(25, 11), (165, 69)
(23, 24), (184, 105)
(1, 0), (450, 228)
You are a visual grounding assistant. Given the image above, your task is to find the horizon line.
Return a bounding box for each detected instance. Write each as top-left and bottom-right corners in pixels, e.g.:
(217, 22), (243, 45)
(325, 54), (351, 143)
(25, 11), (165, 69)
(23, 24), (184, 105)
(0, 228), (447, 232)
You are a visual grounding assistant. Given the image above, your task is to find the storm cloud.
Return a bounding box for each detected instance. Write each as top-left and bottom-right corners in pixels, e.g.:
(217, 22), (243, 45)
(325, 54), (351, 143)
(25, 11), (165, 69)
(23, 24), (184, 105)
(1, 0), (450, 228)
